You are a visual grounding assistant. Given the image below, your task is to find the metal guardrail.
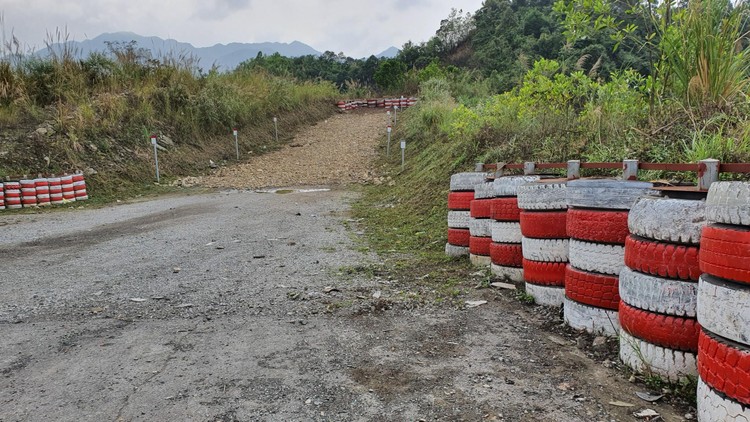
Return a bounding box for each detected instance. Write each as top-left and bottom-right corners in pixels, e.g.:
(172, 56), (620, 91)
(476, 159), (750, 191)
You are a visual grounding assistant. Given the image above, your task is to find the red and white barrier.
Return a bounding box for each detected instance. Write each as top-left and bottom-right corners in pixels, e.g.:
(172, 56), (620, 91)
(48, 177), (63, 204)
(73, 173), (88, 201)
(20, 179), (37, 208)
(61, 175), (75, 202)
(1, 173), (90, 211)
(4, 181), (21, 209)
(697, 181), (750, 420)
(35, 178), (51, 207)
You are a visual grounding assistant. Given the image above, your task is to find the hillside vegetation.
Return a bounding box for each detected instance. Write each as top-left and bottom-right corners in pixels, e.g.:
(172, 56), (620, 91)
(0, 40), (337, 199)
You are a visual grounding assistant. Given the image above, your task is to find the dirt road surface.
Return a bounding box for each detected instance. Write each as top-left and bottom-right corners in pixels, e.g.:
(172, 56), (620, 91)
(0, 110), (690, 421)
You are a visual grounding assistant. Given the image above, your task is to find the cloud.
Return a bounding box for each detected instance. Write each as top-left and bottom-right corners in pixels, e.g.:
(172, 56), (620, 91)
(195, 0), (252, 21)
(2, 0), (485, 57)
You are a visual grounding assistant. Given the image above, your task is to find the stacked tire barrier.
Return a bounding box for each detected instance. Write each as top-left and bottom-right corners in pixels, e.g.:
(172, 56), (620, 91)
(518, 180), (569, 306)
(446, 172), (486, 257)
(0, 173), (89, 211)
(564, 179), (653, 336)
(4, 181), (21, 209)
(336, 97), (418, 111)
(697, 181), (750, 421)
(469, 181), (496, 268)
(618, 195), (705, 382)
(490, 176), (542, 281)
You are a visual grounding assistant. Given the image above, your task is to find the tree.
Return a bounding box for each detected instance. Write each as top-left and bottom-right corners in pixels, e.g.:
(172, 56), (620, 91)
(374, 59), (408, 91)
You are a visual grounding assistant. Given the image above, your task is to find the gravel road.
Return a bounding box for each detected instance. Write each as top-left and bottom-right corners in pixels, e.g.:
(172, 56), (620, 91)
(0, 110), (691, 421)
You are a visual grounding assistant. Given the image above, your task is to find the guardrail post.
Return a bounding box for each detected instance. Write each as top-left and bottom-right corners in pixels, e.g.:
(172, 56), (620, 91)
(567, 160), (580, 180)
(495, 162), (505, 178)
(475, 162), (485, 172)
(623, 159), (639, 180)
(699, 159), (720, 191)
(523, 162), (535, 175)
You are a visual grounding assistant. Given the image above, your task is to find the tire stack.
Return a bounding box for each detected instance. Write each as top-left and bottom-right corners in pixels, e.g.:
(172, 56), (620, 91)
(469, 181), (496, 267)
(697, 181), (750, 421)
(517, 180), (569, 306)
(618, 196), (705, 382)
(489, 176), (542, 281)
(446, 172), (486, 257)
(564, 179), (654, 336)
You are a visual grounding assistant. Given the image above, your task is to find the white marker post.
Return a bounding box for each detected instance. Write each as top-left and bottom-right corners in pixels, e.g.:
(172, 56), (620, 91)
(273, 117), (278, 143)
(233, 127), (239, 160)
(387, 125), (392, 156)
(150, 134), (160, 183)
(393, 105), (398, 124)
(400, 139), (406, 170)
(386, 110), (392, 125)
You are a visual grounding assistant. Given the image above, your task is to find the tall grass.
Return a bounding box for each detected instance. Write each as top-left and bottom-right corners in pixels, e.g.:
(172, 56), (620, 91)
(0, 32), (338, 196)
(661, 0), (750, 115)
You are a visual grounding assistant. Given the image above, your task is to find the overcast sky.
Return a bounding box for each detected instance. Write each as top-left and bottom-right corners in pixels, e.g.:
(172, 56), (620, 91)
(2, 0), (486, 57)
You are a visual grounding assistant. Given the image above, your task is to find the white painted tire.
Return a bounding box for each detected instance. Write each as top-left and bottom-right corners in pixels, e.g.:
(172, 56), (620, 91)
(491, 221), (522, 243)
(445, 243), (469, 257)
(619, 267), (697, 318)
(521, 237), (569, 262)
(473, 182), (496, 199)
(450, 172), (488, 192)
(517, 182), (567, 210)
(706, 181), (750, 226)
(698, 274), (750, 346)
(493, 175), (543, 197)
(697, 378), (750, 422)
(469, 218), (491, 237)
(470, 254), (492, 268)
(525, 283), (564, 307)
(629, 196), (706, 245)
(447, 211), (471, 229)
(568, 239), (625, 276)
(619, 330), (697, 383)
(567, 179), (654, 210)
(491, 264), (524, 282)
(564, 297), (621, 336)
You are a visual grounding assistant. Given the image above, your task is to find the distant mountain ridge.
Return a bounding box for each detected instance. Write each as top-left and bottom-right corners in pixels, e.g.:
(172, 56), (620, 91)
(376, 46), (400, 58)
(36, 32), (323, 71)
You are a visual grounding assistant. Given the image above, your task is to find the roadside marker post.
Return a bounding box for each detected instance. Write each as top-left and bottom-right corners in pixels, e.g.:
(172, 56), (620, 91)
(393, 105), (398, 124)
(233, 128), (239, 160)
(401, 139), (406, 170)
(150, 134), (160, 183)
(273, 117), (278, 143)
(387, 125), (392, 156)
(387, 110), (392, 125)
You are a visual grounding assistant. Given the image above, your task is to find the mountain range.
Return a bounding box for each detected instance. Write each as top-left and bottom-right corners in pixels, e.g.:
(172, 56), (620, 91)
(36, 32), (400, 71)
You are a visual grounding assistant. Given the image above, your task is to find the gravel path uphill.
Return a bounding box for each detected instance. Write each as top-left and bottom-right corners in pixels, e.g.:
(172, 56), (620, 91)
(200, 109), (385, 189)
(0, 109), (690, 421)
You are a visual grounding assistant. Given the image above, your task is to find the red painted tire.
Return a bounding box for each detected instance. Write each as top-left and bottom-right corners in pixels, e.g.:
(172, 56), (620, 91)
(564, 265), (620, 310)
(625, 235), (700, 281)
(523, 259), (566, 286)
(469, 236), (492, 256)
(470, 199), (493, 219)
(447, 228), (470, 247)
(619, 302), (699, 352)
(567, 208), (629, 244)
(519, 211), (567, 239)
(489, 242), (522, 267)
(448, 192), (474, 211)
(700, 224), (750, 285)
(698, 329), (750, 406)
(490, 197), (521, 222)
